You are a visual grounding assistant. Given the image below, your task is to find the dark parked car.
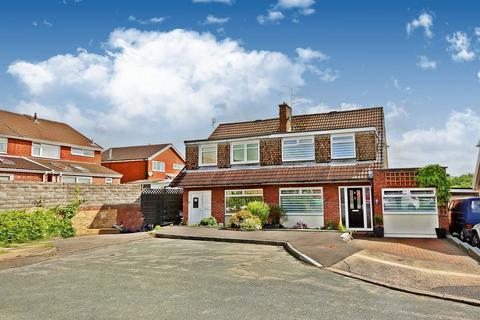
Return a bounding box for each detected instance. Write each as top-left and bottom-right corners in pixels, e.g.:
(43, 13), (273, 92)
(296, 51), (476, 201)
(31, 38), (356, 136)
(449, 197), (480, 243)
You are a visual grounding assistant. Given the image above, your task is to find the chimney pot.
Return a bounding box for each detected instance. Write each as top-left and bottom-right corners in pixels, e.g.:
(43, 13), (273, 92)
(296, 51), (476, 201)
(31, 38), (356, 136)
(279, 102), (292, 133)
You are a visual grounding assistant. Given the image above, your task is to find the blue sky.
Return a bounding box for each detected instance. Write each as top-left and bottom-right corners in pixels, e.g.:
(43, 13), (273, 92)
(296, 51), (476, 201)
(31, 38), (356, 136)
(0, 0), (479, 175)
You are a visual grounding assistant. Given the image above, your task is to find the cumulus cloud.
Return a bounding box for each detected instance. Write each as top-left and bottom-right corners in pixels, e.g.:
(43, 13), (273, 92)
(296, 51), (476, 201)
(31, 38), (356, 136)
(128, 15), (167, 25)
(385, 102), (408, 120)
(33, 20), (53, 28)
(8, 29), (310, 148)
(277, 0), (314, 8)
(406, 13), (433, 38)
(446, 31), (476, 62)
(257, 11), (284, 24)
(203, 15), (229, 25)
(389, 109), (480, 175)
(416, 55), (437, 70)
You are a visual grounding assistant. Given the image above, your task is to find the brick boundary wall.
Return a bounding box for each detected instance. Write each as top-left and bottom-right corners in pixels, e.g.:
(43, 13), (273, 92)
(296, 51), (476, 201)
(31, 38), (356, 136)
(0, 181), (143, 234)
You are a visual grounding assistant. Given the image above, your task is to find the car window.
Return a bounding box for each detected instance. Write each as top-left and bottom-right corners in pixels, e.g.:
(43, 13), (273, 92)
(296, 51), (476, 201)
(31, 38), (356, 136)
(471, 200), (480, 214)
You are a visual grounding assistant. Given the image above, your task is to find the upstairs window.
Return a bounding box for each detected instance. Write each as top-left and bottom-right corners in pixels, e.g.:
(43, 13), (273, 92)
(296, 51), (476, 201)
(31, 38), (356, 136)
(282, 137), (315, 162)
(231, 141), (259, 164)
(32, 143), (60, 159)
(71, 148), (95, 157)
(173, 163), (184, 170)
(331, 134), (356, 159)
(0, 138), (6, 153)
(199, 145), (217, 166)
(152, 161), (165, 172)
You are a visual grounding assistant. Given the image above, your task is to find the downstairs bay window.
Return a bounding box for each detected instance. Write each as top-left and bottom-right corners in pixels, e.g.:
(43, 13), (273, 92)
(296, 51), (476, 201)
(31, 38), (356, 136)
(225, 189), (263, 215)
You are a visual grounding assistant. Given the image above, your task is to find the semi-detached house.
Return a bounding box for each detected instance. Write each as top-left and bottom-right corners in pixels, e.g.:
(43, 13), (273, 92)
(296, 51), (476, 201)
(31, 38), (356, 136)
(172, 103), (445, 238)
(0, 109), (121, 184)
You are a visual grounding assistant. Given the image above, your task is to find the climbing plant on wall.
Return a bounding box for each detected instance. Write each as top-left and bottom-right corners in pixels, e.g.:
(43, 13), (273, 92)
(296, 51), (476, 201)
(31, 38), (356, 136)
(415, 164), (452, 206)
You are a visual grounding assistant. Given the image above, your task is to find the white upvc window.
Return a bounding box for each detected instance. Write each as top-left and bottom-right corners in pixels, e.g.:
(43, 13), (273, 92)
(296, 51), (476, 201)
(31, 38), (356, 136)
(63, 176), (92, 184)
(105, 177), (113, 184)
(0, 174), (13, 181)
(231, 141), (259, 164)
(199, 144), (217, 166)
(71, 148), (95, 157)
(280, 188), (324, 216)
(331, 134), (356, 159)
(225, 189), (263, 215)
(152, 161), (165, 172)
(32, 143), (60, 159)
(0, 137), (7, 153)
(282, 137), (315, 162)
(173, 163), (185, 170)
(382, 188), (437, 215)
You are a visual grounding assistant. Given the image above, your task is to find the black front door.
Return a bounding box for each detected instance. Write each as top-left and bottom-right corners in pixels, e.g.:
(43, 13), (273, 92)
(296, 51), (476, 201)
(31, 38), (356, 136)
(347, 188), (364, 228)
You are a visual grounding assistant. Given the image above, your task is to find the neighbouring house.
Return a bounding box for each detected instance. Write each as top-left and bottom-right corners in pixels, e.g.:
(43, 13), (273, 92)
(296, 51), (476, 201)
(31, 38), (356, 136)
(101, 144), (185, 188)
(0, 109), (121, 184)
(171, 103), (446, 238)
(474, 140), (480, 191)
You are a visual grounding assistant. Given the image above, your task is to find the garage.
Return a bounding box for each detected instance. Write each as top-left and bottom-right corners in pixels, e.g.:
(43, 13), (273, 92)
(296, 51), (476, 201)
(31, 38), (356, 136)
(382, 188), (439, 238)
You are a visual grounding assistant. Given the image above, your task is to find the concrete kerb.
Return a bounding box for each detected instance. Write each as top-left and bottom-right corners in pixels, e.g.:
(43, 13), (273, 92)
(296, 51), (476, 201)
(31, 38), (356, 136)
(327, 267), (480, 307)
(154, 232), (322, 268)
(446, 234), (480, 263)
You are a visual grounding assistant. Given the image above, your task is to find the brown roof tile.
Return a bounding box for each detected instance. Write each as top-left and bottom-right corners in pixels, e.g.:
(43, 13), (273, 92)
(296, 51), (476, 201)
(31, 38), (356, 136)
(170, 164), (380, 188)
(208, 107), (384, 140)
(32, 158), (122, 177)
(0, 156), (49, 172)
(0, 109), (101, 149)
(101, 144), (172, 162)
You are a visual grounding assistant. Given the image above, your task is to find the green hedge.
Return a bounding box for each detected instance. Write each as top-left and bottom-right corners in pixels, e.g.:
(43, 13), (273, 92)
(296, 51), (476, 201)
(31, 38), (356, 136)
(0, 193), (81, 246)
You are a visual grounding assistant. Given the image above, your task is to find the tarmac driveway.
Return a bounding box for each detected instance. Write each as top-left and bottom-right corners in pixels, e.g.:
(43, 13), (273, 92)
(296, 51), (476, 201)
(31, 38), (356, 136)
(0, 238), (477, 320)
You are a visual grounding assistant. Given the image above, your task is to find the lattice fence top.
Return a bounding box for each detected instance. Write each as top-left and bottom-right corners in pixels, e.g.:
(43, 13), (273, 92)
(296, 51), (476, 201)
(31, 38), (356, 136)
(385, 170), (417, 187)
(141, 187), (183, 195)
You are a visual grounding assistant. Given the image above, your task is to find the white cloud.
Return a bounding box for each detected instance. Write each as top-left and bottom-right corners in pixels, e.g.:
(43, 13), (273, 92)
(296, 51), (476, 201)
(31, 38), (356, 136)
(8, 29), (308, 148)
(33, 20), (53, 28)
(477, 70), (480, 80)
(299, 8), (315, 16)
(297, 100), (360, 114)
(296, 47), (329, 62)
(385, 101), (408, 120)
(406, 13), (433, 38)
(308, 67), (339, 82)
(257, 11), (284, 25)
(391, 77), (411, 93)
(446, 31), (476, 62)
(416, 55), (437, 70)
(203, 15), (229, 25)
(475, 27), (480, 37)
(389, 109), (480, 175)
(128, 15), (167, 25)
(192, 0), (233, 4)
(277, 0), (315, 9)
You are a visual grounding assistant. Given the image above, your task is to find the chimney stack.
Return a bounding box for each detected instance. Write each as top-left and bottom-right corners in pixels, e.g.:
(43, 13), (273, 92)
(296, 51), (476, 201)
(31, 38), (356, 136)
(33, 113), (38, 122)
(109, 148), (113, 159)
(279, 102), (292, 132)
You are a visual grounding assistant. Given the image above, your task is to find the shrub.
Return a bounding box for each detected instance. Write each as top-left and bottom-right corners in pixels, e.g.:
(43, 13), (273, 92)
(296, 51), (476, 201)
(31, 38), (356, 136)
(374, 215), (383, 227)
(326, 220), (336, 230)
(415, 164), (451, 206)
(229, 210), (253, 228)
(239, 216), (262, 231)
(269, 204), (287, 227)
(200, 216), (218, 227)
(247, 201), (270, 225)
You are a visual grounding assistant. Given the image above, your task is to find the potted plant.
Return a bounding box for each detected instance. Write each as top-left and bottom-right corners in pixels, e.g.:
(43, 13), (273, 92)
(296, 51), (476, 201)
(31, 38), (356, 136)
(373, 215), (384, 237)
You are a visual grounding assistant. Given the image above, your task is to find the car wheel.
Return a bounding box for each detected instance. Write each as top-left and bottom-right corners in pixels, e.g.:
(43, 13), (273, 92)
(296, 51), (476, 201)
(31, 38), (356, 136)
(472, 232), (480, 248)
(460, 229), (467, 242)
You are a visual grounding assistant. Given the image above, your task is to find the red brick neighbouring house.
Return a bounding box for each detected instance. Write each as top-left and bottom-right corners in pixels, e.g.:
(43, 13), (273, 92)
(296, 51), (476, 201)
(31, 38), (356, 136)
(0, 109), (121, 184)
(171, 103), (445, 238)
(101, 144), (185, 187)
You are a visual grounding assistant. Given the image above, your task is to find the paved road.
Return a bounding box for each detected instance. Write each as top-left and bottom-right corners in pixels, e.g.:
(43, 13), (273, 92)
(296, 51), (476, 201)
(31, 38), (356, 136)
(0, 238), (476, 320)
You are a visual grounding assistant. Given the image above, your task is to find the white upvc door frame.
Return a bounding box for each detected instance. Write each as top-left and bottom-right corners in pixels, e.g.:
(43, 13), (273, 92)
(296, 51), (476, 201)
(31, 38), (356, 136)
(188, 190), (212, 225)
(338, 185), (373, 231)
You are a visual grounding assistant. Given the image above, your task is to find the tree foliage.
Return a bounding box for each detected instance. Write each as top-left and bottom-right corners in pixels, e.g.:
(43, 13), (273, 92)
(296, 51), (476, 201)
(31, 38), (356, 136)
(449, 173), (473, 189)
(415, 164), (452, 206)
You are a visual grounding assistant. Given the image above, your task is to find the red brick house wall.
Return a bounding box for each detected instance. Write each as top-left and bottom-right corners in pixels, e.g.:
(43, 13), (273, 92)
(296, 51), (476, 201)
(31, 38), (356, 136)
(182, 182), (370, 225)
(0, 172), (44, 182)
(103, 161), (148, 184)
(147, 147), (185, 180)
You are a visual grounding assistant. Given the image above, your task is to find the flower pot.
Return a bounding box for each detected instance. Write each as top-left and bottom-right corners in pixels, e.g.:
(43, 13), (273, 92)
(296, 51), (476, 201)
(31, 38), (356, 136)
(373, 226), (384, 238)
(435, 228), (447, 239)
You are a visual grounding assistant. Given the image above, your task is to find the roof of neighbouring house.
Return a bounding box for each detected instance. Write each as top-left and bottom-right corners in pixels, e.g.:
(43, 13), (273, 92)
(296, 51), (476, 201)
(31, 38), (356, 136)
(101, 143), (174, 162)
(170, 163), (381, 188)
(0, 109), (102, 150)
(201, 107), (384, 141)
(32, 158), (122, 178)
(0, 155), (50, 172)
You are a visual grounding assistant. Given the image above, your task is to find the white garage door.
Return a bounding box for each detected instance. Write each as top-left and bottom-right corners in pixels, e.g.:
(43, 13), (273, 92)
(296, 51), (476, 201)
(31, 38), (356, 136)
(382, 188), (438, 238)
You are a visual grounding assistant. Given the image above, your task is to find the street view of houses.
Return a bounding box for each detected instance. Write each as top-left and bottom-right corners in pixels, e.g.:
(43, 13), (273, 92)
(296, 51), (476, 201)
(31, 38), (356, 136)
(0, 1), (480, 319)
